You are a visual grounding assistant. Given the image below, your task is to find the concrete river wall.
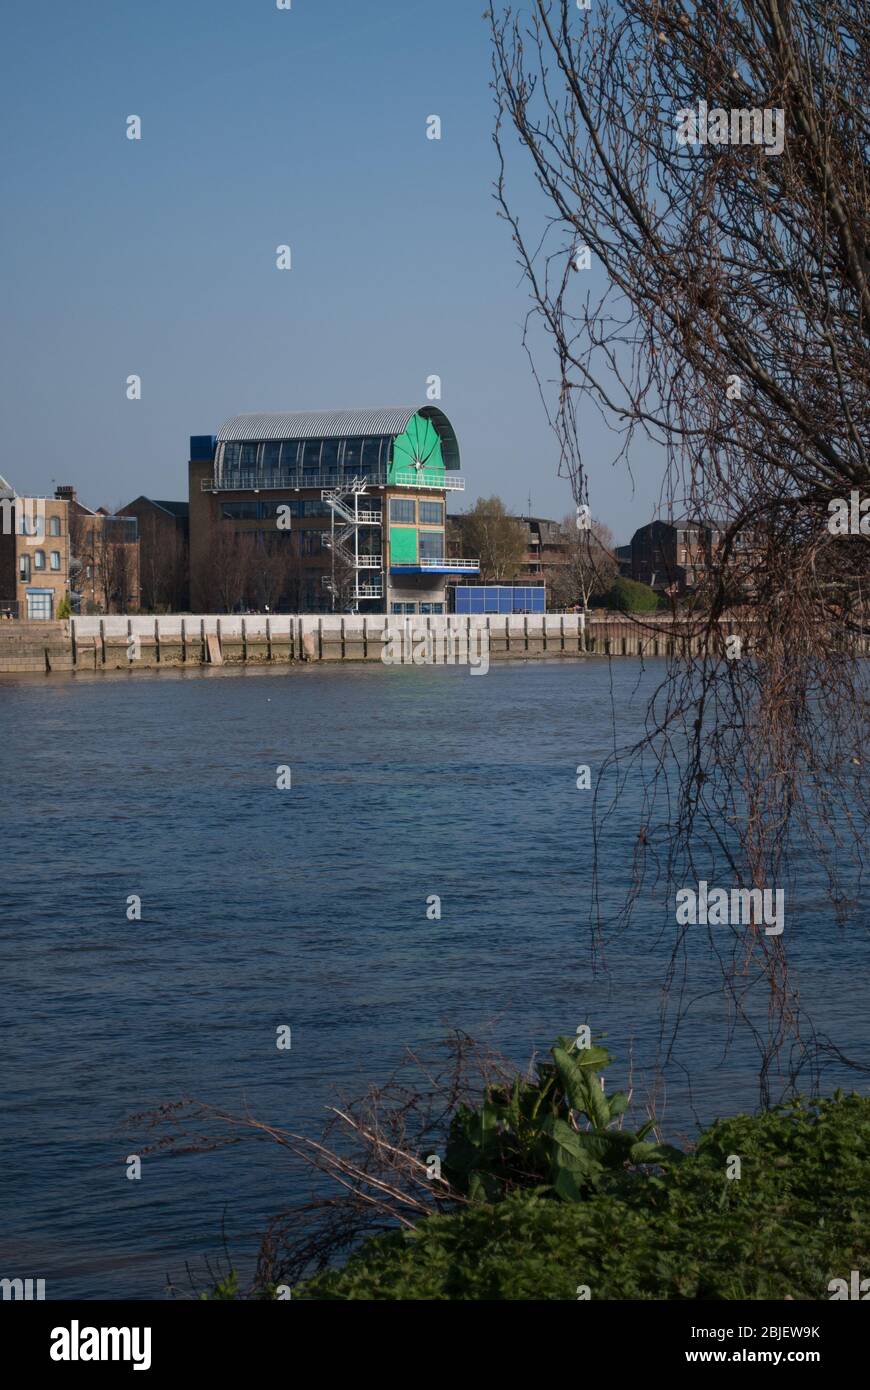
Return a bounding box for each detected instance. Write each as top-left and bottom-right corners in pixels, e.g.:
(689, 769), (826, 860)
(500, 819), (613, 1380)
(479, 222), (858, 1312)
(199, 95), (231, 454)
(0, 612), (742, 674)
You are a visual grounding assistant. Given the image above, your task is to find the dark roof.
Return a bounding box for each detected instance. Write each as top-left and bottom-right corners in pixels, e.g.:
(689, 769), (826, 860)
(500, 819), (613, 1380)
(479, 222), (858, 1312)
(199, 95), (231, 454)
(633, 515), (728, 535)
(151, 499), (189, 518)
(121, 495), (189, 519)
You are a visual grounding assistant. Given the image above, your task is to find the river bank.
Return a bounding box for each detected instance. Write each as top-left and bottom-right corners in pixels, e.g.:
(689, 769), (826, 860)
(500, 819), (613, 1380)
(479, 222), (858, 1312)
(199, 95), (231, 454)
(0, 610), (735, 673)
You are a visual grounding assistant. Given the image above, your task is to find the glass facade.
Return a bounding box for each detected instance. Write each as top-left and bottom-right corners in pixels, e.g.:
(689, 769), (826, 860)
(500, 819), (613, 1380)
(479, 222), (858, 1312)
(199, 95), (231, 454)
(454, 585), (546, 614)
(216, 436), (393, 491)
(221, 497), (378, 521)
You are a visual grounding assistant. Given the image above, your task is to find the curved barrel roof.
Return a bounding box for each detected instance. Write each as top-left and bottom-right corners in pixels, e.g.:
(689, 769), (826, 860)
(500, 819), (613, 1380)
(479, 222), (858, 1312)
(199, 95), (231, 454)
(216, 407), (460, 470)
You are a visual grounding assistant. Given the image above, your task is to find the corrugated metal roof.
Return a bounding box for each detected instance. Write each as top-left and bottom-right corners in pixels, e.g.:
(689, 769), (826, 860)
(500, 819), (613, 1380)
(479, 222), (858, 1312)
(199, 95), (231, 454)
(217, 409), (421, 443)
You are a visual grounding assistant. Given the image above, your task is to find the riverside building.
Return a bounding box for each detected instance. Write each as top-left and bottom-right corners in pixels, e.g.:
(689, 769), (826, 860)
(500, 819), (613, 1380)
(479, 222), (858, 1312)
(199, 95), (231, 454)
(188, 407), (479, 614)
(0, 477), (69, 620)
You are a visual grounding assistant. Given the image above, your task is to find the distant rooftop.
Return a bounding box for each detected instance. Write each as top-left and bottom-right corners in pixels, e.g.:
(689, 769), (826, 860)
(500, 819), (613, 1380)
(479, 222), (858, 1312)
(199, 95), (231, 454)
(151, 499), (189, 518)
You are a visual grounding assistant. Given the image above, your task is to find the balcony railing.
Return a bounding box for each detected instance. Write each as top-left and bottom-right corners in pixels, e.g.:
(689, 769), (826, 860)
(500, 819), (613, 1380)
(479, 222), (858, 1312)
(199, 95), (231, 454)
(391, 557), (480, 570)
(390, 470), (465, 491)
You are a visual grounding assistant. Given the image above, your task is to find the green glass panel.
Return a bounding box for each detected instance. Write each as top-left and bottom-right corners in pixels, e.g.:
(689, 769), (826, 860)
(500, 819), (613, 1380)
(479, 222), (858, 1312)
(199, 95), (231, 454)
(389, 526), (418, 563)
(388, 414), (445, 484)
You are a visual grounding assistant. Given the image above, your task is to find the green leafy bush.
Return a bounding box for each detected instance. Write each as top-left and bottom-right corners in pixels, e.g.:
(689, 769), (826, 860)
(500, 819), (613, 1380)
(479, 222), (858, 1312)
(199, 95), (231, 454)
(298, 1093), (870, 1300)
(444, 1036), (680, 1202)
(600, 576), (660, 612)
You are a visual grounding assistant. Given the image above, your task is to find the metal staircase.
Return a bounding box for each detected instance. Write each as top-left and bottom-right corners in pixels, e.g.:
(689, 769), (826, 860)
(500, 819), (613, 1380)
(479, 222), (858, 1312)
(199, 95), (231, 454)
(320, 479), (383, 604)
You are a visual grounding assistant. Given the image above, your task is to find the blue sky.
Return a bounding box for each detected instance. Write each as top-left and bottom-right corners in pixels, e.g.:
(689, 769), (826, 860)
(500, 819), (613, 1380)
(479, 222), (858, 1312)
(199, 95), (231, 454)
(0, 0), (662, 540)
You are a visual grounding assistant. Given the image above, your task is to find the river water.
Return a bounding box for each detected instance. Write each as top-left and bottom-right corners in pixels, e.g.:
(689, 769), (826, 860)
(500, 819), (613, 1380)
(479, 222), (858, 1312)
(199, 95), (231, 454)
(1, 659), (867, 1297)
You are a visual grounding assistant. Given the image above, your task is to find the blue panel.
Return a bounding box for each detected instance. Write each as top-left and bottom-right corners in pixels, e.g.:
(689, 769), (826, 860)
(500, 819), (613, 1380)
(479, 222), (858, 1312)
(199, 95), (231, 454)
(190, 434), (216, 462)
(453, 584), (546, 614)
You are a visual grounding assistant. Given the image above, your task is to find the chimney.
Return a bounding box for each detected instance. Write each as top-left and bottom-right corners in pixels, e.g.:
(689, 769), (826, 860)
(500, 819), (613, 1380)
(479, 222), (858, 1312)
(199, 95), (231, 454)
(55, 485), (77, 502)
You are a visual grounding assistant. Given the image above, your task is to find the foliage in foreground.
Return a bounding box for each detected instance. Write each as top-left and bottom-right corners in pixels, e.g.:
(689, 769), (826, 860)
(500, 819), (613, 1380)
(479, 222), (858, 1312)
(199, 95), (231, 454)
(297, 1093), (870, 1300)
(444, 1035), (681, 1202)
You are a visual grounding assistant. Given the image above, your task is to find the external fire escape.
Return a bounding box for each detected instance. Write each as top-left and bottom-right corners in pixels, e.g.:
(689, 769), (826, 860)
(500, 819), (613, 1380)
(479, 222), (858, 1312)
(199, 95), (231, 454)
(320, 478), (383, 606)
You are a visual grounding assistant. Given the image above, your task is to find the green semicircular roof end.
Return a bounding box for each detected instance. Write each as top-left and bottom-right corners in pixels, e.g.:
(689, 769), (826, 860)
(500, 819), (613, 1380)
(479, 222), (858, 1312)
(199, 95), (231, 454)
(389, 413), (445, 480)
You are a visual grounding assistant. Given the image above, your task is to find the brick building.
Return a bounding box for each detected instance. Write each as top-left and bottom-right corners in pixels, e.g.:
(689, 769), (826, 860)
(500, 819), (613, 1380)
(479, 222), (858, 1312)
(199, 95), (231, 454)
(0, 477), (70, 619)
(516, 515), (568, 583)
(120, 496), (189, 611)
(55, 486), (140, 614)
(629, 516), (726, 594)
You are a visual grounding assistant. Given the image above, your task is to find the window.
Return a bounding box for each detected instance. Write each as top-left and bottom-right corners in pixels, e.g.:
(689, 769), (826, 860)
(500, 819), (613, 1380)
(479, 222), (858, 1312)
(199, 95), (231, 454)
(390, 498), (415, 523)
(419, 501), (444, 525)
(301, 439), (322, 473)
(263, 499), (329, 520)
(26, 590), (53, 620)
(342, 438), (363, 474)
(420, 602), (444, 615)
(391, 602), (416, 614)
(320, 439), (341, 480)
(34, 549), (45, 569)
(261, 441), (282, 478)
(49, 515), (61, 536)
(280, 440), (300, 475)
(419, 531), (444, 561)
(362, 437), (387, 477)
(50, 550), (61, 570)
(221, 501), (258, 519)
(19, 554), (30, 581)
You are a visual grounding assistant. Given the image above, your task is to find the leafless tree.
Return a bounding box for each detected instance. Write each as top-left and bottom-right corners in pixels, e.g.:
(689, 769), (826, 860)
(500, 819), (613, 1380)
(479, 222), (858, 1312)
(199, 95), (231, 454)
(456, 496), (528, 579)
(248, 534), (292, 612)
(88, 519), (136, 613)
(201, 528), (254, 613)
(137, 514), (188, 612)
(490, 0), (870, 1097)
(550, 515), (618, 608)
(283, 535), (307, 614)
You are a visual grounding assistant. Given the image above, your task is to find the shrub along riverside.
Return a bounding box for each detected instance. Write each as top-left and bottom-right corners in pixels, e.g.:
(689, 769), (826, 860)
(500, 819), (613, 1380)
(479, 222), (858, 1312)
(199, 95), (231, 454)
(202, 1036), (870, 1300)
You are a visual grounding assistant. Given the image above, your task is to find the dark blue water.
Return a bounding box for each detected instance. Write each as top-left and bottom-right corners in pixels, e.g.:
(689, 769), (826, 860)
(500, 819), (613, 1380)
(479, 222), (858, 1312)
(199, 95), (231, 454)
(1, 659), (868, 1298)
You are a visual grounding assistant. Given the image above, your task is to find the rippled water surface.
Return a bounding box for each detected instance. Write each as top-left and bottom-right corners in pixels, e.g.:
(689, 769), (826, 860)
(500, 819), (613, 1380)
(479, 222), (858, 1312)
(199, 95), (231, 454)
(1, 659), (868, 1297)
